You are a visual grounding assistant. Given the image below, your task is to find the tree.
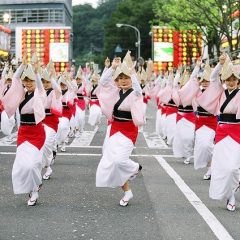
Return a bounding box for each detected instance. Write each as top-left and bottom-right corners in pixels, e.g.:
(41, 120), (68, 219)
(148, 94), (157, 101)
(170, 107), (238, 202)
(153, 0), (240, 58)
(73, 0), (121, 67)
(102, 0), (155, 61)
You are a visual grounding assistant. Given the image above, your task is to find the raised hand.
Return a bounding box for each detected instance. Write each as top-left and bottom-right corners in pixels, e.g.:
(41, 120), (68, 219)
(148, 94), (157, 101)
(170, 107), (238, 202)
(196, 57), (202, 66)
(111, 57), (121, 69)
(219, 53), (226, 65)
(105, 57), (110, 68)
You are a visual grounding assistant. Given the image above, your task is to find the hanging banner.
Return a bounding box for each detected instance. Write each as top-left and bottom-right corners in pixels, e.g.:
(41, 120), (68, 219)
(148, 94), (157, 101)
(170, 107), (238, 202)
(154, 42), (173, 62)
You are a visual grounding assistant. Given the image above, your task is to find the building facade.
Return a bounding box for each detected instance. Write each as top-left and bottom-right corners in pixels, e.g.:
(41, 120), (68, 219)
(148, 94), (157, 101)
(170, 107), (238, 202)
(0, 0), (72, 59)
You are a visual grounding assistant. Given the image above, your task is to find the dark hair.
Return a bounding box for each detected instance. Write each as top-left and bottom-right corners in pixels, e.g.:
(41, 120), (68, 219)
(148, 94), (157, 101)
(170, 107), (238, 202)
(23, 77), (34, 82)
(117, 72), (129, 79)
(222, 74), (238, 82)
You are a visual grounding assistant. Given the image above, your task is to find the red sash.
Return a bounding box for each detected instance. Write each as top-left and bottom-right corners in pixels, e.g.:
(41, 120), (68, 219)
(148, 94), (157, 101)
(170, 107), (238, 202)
(43, 114), (59, 132)
(17, 123), (46, 150)
(161, 106), (167, 115)
(143, 97), (149, 104)
(166, 106), (178, 116)
(0, 100), (4, 112)
(215, 123), (240, 144)
(75, 98), (86, 111)
(195, 116), (217, 132)
(176, 112), (195, 124)
(110, 120), (138, 144)
(62, 108), (72, 120)
(89, 99), (100, 107)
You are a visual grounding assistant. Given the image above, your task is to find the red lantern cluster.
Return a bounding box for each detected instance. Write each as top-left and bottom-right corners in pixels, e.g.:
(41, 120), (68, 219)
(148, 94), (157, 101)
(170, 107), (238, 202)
(177, 30), (202, 66)
(152, 27), (202, 73)
(54, 62), (70, 73)
(21, 28), (70, 72)
(49, 29), (70, 44)
(22, 29), (45, 62)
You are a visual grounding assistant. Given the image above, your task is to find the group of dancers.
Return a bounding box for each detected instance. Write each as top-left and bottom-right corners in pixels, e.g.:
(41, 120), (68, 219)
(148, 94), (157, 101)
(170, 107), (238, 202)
(154, 53), (240, 212)
(0, 53), (104, 206)
(0, 50), (239, 212)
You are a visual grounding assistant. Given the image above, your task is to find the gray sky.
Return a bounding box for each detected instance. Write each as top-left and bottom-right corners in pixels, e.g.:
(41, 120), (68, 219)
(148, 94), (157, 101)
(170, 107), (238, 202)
(72, 0), (99, 8)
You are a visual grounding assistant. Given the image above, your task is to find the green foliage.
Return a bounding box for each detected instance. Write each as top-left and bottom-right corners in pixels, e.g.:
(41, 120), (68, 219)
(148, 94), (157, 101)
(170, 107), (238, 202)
(73, 0), (121, 67)
(103, 0), (155, 61)
(73, 0), (239, 68)
(153, 0), (240, 58)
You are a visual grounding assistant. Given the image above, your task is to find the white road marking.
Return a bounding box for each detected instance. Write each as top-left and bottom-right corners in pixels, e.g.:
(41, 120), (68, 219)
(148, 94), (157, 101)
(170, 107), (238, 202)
(69, 126), (99, 147)
(0, 131), (17, 145)
(143, 132), (169, 149)
(155, 155), (234, 240)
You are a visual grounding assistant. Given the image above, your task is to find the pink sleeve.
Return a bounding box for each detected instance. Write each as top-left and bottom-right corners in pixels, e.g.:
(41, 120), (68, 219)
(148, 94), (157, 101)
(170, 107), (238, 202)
(51, 92), (62, 117)
(197, 64), (224, 115)
(178, 78), (199, 107)
(130, 93), (145, 126)
(172, 87), (180, 106)
(96, 82), (119, 120)
(33, 88), (47, 124)
(159, 86), (172, 104)
(2, 73), (25, 118)
(150, 84), (160, 98)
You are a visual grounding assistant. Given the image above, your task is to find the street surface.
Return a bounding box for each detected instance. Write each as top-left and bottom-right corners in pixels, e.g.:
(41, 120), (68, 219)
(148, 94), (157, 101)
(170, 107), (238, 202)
(0, 100), (239, 240)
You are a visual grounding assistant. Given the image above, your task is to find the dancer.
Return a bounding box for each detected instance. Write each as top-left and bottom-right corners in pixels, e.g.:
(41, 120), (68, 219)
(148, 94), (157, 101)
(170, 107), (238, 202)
(56, 73), (74, 152)
(173, 65), (199, 164)
(41, 63), (62, 180)
(180, 60), (217, 179)
(96, 52), (145, 206)
(87, 73), (102, 126)
(199, 54), (240, 211)
(0, 65), (16, 141)
(74, 66), (87, 137)
(2, 55), (46, 206)
(159, 70), (180, 146)
(156, 74), (167, 138)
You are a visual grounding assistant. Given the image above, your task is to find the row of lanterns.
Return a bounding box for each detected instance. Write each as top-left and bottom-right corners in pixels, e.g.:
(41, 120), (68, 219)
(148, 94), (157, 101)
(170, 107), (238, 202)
(153, 28), (173, 43)
(152, 27), (202, 72)
(22, 29), (45, 62)
(54, 62), (70, 73)
(178, 30), (202, 66)
(49, 29), (70, 43)
(21, 28), (70, 70)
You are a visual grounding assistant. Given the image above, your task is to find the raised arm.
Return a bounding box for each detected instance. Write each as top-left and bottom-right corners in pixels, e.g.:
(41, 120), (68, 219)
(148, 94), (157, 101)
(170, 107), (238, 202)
(178, 60), (201, 106)
(2, 63), (26, 117)
(197, 55), (226, 115)
(51, 77), (61, 99)
(99, 67), (115, 86)
(131, 73), (142, 96)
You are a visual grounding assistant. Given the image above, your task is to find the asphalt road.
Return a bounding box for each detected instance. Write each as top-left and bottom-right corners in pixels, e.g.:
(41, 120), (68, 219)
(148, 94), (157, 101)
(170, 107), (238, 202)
(0, 101), (239, 240)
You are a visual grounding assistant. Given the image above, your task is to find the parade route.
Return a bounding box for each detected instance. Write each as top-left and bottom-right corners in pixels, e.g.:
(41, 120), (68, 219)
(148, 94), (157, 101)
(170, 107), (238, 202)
(0, 102), (239, 240)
